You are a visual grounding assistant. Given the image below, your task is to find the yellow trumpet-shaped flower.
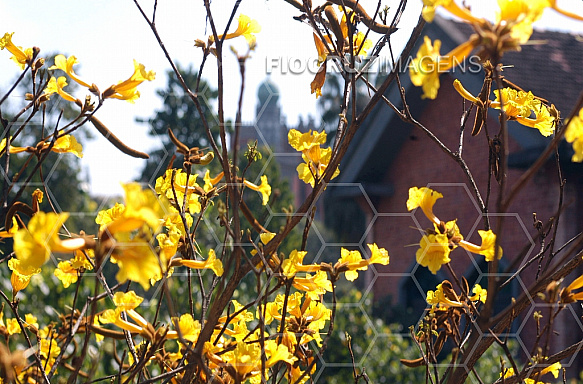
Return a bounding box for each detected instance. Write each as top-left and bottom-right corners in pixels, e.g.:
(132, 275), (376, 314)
(426, 282), (464, 309)
(13, 211), (85, 271)
(104, 60), (155, 103)
(155, 169), (202, 214)
(52, 134), (84, 158)
(422, 0), (484, 24)
(407, 186), (443, 226)
(288, 129), (327, 152)
(565, 107), (583, 162)
(293, 270), (333, 299)
(50, 55), (92, 88)
(99, 291), (149, 335)
(469, 284), (488, 303)
(493, 88), (556, 136)
(0, 32), (34, 69)
(459, 229), (503, 262)
(54, 249), (94, 288)
(288, 129), (339, 186)
(95, 202), (126, 231)
(497, 0), (547, 43)
(8, 258), (41, 295)
(416, 233), (452, 274)
(178, 249), (224, 276)
(167, 314), (201, 342)
(243, 175), (271, 205)
(337, 243), (390, 281)
(214, 14), (261, 47)
(282, 249), (320, 277)
(110, 232), (162, 290)
(0, 132), (84, 158)
(103, 183), (170, 235)
(561, 274), (583, 302)
(45, 76), (78, 103)
(454, 80), (556, 137)
(203, 170), (225, 192)
(410, 36), (477, 100)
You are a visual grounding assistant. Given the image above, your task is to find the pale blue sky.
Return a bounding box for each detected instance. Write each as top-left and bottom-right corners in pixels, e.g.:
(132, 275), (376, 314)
(1, 0), (582, 197)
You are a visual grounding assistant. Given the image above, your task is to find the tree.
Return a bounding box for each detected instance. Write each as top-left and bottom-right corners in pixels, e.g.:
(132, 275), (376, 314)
(136, 65), (221, 184)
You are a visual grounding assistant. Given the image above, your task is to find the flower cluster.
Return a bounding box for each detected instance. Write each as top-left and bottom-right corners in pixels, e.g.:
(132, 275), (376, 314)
(411, 0), (582, 99)
(407, 186), (502, 274)
(288, 129), (339, 187)
(453, 79), (557, 137)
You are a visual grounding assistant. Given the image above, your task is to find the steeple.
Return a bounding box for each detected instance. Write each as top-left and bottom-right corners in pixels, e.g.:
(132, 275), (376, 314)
(256, 77), (282, 150)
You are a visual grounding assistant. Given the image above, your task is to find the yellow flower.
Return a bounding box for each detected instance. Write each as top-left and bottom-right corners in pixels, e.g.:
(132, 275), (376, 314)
(178, 249), (224, 276)
(8, 258), (40, 294)
(50, 54), (92, 88)
(155, 169), (201, 214)
(104, 183), (170, 235)
(0, 32), (34, 69)
(214, 14), (261, 47)
(293, 270), (333, 299)
(561, 274), (583, 302)
(39, 337), (61, 374)
(45, 76), (78, 103)
(243, 175), (271, 205)
(99, 291), (148, 335)
(338, 248), (368, 281)
(6, 318), (21, 335)
(566, 108), (583, 162)
(540, 361), (561, 378)
(309, 7), (372, 98)
(282, 249), (320, 277)
(288, 129), (327, 152)
(416, 233), (451, 274)
(336, 244), (389, 281)
(407, 186), (443, 226)
(470, 284), (488, 303)
(24, 314), (39, 330)
(297, 146), (340, 187)
(288, 129), (339, 186)
(52, 134), (84, 158)
(203, 170), (224, 192)
(368, 243), (390, 265)
(103, 60), (155, 103)
(493, 88), (556, 136)
(426, 282), (464, 309)
(156, 226), (181, 264)
(1, 132), (83, 157)
(313, 33), (329, 66)
(110, 232), (162, 290)
(410, 37), (476, 100)
(167, 314), (201, 342)
(95, 202), (126, 231)
(459, 229), (503, 262)
(422, 0), (484, 23)
(454, 80), (556, 137)
(54, 249), (94, 288)
(13, 212), (84, 270)
(497, 0), (547, 44)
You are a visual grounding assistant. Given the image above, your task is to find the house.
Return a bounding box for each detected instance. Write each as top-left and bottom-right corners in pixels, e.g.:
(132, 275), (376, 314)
(327, 15), (583, 375)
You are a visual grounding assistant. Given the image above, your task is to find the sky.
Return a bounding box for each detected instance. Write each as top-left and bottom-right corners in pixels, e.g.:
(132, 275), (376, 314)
(1, 0), (583, 197)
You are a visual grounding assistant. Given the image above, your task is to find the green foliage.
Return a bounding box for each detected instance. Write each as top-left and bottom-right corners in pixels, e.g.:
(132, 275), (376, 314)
(319, 289), (426, 383)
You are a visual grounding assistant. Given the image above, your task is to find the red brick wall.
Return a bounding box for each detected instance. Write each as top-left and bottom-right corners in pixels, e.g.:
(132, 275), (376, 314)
(367, 75), (580, 367)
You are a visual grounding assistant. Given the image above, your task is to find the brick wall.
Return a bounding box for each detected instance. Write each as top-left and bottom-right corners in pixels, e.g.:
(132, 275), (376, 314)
(366, 75), (582, 369)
